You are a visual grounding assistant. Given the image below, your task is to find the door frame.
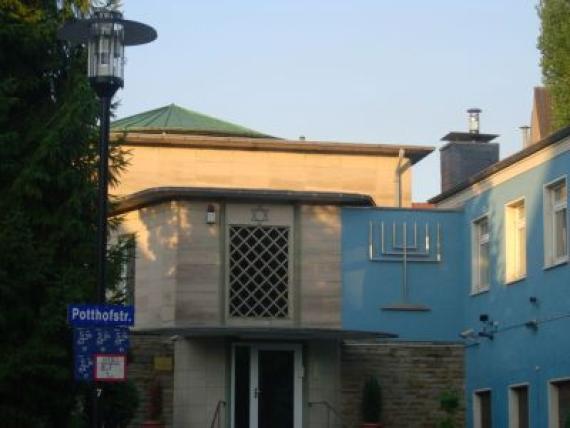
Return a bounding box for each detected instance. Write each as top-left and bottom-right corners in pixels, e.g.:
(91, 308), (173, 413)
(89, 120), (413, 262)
(231, 342), (303, 428)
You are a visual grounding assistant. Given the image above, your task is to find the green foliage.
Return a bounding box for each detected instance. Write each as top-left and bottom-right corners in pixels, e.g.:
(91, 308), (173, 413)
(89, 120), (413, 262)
(101, 381), (140, 427)
(437, 390), (460, 428)
(0, 0), (128, 425)
(106, 233), (136, 304)
(361, 376), (382, 423)
(538, 0), (570, 129)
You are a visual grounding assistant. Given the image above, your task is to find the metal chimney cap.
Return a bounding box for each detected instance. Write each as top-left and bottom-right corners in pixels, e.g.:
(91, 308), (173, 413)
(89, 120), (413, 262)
(467, 108), (482, 134)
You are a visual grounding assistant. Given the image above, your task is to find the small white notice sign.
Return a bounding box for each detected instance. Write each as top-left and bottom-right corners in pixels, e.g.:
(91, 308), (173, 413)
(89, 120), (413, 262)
(94, 354), (126, 382)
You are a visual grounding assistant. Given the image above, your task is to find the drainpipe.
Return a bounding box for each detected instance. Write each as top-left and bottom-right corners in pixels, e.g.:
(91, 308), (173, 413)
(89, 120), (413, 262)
(395, 148), (411, 207)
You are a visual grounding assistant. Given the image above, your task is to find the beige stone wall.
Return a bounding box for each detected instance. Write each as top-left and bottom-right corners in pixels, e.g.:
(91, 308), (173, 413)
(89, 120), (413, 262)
(113, 133), (416, 330)
(341, 342), (465, 428)
(176, 201), (222, 325)
(114, 143), (412, 207)
(119, 203), (178, 328)
(172, 338), (227, 427)
(298, 206), (341, 328)
(119, 201), (343, 329)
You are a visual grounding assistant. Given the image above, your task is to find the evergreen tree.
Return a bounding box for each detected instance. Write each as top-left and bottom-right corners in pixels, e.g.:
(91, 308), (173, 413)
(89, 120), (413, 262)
(0, 1), (126, 425)
(538, 0), (570, 129)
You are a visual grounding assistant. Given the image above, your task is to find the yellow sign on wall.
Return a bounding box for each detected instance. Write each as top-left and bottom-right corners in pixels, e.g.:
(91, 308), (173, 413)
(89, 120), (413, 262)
(154, 356), (173, 372)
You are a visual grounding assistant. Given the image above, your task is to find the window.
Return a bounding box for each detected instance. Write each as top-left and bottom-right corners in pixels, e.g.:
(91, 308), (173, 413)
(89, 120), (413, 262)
(472, 215), (490, 293)
(111, 234), (136, 304)
(544, 178), (568, 267)
(509, 384), (529, 428)
(505, 199), (526, 282)
(549, 379), (570, 428)
(474, 389), (492, 428)
(228, 225), (290, 318)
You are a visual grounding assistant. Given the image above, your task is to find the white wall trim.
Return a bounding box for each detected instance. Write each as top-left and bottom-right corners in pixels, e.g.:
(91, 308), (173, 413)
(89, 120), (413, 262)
(230, 343), (303, 428)
(473, 388), (492, 428)
(548, 377), (570, 428)
(508, 382), (530, 428)
(543, 175), (568, 268)
(471, 212), (490, 294)
(504, 197), (527, 283)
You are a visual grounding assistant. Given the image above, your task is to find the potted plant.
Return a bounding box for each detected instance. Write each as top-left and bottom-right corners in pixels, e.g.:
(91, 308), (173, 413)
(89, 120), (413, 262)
(438, 390), (460, 428)
(361, 376), (383, 428)
(141, 378), (164, 427)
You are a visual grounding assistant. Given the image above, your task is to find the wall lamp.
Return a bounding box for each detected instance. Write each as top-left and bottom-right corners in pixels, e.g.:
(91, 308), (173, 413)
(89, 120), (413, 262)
(206, 204), (216, 224)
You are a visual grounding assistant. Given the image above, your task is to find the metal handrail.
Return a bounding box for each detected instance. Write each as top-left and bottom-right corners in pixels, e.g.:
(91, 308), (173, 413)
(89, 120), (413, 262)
(209, 400), (226, 428)
(308, 400), (347, 428)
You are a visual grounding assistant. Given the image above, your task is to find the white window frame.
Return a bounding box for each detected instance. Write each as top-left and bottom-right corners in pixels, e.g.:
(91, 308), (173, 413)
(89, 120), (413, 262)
(505, 198), (527, 283)
(508, 383), (530, 428)
(114, 234), (136, 305)
(472, 213), (490, 294)
(548, 377), (570, 428)
(230, 343), (303, 428)
(543, 176), (568, 268)
(473, 388), (492, 428)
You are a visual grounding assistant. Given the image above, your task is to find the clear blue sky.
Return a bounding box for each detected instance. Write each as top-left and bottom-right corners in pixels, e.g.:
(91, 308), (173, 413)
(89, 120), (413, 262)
(118, 0), (542, 201)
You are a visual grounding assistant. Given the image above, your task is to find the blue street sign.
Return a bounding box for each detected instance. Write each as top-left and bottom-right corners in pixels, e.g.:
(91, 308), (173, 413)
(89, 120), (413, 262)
(73, 326), (130, 381)
(68, 304), (134, 327)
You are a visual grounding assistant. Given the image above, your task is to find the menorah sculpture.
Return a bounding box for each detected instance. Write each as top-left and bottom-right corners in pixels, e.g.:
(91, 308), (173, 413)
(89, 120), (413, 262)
(369, 221), (442, 311)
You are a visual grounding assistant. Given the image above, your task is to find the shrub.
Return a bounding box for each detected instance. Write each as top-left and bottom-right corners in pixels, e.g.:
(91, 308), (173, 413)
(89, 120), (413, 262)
(361, 376), (382, 423)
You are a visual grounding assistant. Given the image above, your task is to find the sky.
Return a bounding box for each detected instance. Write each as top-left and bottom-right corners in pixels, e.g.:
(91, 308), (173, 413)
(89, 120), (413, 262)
(117, 0), (542, 202)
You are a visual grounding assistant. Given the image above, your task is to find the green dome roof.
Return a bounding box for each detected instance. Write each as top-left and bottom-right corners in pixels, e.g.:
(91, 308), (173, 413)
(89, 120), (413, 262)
(111, 103), (275, 138)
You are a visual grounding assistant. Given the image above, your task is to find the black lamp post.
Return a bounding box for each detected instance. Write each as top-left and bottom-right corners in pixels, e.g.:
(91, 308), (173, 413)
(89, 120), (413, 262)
(59, 7), (156, 303)
(58, 7), (156, 427)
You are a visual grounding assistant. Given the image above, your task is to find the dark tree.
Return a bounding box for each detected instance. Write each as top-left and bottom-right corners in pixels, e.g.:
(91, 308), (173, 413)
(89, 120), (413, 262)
(0, 1), (126, 425)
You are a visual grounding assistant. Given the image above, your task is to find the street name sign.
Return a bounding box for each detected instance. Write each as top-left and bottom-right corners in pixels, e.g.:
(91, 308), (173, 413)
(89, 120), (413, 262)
(68, 304), (134, 327)
(69, 304), (134, 381)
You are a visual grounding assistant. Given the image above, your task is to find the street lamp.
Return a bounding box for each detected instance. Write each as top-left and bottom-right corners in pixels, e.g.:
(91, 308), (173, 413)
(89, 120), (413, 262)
(58, 7), (156, 427)
(58, 7), (156, 305)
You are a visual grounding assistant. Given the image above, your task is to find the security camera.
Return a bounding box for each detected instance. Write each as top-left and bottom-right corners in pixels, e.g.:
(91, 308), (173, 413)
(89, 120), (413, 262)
(459, 329), (476, 339)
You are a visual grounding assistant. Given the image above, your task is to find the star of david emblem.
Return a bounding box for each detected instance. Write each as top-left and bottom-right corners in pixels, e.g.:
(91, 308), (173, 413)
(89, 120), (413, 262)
(251, 206), (269, 223)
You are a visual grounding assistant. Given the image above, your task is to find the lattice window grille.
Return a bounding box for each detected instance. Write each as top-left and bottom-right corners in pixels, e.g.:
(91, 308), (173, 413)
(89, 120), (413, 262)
(229, 225), (290, 318)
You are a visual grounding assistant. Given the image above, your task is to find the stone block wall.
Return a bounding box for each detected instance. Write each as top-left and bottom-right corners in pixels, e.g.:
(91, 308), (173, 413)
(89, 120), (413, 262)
(172, 338), (227, 427)
(305, 340), (342, 428)
(128, 334), (174, 428)
(341, 342), (465, 428)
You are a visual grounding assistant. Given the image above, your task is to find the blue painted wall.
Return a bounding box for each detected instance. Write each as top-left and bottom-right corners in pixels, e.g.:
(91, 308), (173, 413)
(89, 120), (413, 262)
(342, 207), (466, 342)
(341, 149), (570, 427)
(460, 150), (570, 428)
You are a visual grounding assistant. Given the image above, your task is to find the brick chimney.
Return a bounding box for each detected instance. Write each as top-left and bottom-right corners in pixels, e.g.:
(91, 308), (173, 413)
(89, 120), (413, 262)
(440, 108), (499, 193)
